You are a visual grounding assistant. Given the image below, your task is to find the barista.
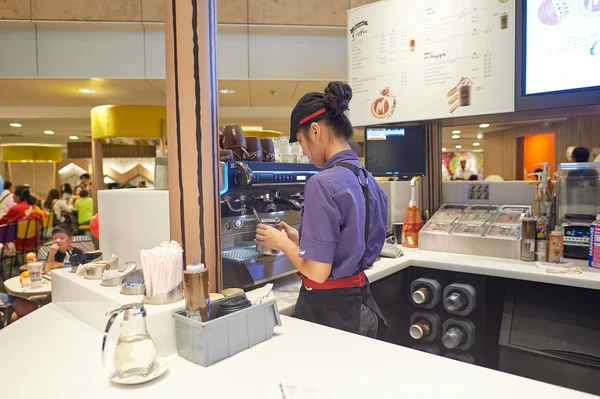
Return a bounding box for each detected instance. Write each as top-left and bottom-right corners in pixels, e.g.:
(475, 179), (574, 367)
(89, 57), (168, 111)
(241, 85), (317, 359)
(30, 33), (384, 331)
(255, 82), (388, 337)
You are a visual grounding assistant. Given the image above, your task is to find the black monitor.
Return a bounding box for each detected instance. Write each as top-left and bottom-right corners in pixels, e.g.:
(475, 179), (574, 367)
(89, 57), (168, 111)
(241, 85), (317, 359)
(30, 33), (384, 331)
(364, 125), (426, 178)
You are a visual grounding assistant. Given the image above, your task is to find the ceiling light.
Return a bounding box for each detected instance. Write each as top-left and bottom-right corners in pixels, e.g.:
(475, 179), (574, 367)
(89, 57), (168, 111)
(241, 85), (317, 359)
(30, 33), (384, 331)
(452, 135), (460, 139)
(473, 142), (481, 146)
(9, 123), (22, 128)
(69, 136), (79, 140)
(479, 123), (490, 128)
(452, 130), (461, 134)
(219, 89), (235, 94)
(44, 130), (54, 135)
(78, 88), (96, 94)
(456, 145), (462, 149)
(477, 133), (483, 139)
(441, 147), (446, 152)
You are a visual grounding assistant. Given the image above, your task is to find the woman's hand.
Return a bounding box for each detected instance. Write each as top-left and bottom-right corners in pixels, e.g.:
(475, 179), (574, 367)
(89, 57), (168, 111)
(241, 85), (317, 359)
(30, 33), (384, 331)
(256, 224), (291, 251)
(278, 221), (299, 246)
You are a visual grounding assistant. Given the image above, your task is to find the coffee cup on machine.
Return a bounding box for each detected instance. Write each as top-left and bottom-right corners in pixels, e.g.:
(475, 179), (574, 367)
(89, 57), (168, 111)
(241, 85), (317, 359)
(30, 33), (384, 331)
(260, 138), (275, 162)
(220, 149), (235, 162)
(246, 137), (263, 162)
(222, 125), (249, 161)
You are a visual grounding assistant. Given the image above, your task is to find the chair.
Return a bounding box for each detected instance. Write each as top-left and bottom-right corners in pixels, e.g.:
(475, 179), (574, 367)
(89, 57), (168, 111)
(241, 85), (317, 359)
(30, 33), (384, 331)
(37, 235), (97, 262)
(13, 218), (41, 277)
(78, 223), (92, 239)
(0, 223), (17, 281)
(41, 211), (55, 242)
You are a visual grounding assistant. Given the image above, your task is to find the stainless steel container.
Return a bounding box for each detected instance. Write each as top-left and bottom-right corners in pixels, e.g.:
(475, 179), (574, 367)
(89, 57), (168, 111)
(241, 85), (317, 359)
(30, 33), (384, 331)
(255, 222), (282, 256)
(521, 214), (536, 262)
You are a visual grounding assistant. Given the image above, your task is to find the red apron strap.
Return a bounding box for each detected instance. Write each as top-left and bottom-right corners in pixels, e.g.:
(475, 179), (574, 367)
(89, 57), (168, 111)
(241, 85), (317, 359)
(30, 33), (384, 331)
(299, 271), (366, 291)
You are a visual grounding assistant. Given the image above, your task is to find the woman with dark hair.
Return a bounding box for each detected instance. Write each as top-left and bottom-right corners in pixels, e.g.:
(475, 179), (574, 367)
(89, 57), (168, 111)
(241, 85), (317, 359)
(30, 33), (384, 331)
(60, 183), (73, 202)
(43, 189), (60, 212)
(0, 185), (45, 225)
(255, 82), (388, 337)
(44, 188), (73, 223)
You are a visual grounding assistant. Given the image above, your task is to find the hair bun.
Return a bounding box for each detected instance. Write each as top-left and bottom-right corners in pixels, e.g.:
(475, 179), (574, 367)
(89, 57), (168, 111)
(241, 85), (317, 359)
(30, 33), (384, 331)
(323, 81), (353, 117)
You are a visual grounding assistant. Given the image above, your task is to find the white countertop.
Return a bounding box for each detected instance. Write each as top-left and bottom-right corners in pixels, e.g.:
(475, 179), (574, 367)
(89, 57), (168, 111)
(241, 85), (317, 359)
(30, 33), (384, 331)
(274, 249), (600, 316)
(1, 303), (596, 399)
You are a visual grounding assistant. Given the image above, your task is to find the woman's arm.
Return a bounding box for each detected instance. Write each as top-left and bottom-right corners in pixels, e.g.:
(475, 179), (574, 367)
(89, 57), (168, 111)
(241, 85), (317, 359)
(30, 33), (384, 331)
(255, 224), (332, 283)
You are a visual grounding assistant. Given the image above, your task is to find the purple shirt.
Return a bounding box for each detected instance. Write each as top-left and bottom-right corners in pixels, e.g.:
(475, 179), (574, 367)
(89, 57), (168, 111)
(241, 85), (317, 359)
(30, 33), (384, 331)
(299, 150), (388, 280)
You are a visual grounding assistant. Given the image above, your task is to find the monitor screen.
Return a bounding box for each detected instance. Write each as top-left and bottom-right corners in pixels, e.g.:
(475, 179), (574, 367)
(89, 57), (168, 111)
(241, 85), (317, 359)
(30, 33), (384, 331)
(524, 0), (600, 96)
(364, 126), (426, 177)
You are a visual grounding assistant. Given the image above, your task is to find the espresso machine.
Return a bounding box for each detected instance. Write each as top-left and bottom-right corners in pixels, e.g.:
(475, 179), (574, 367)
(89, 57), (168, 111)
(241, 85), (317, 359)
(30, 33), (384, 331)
(219, 161), (318, 289)
(556, 162), (600, 259)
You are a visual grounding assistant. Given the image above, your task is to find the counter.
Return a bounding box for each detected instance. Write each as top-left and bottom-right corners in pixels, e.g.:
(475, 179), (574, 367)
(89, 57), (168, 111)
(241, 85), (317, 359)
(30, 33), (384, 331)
(273, 249), (600, 316)
(1, 303), (596, 399)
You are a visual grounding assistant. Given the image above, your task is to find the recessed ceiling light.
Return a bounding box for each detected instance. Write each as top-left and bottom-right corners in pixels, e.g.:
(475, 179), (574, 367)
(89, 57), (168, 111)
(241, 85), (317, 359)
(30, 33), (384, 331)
(442, 147), (446, 152)
(452, 135), (460, 139)
(452, 130), (461, 134)
(78, 88), (96, 94)
(477, 133), (483, 139)
(479, 123), (490, 128)
(219, 89), (235, 94)
(9, 123), (22, 128)
(456, 145), (462, 149)
(473, 142), (481, 146)
(44, 130), (54, 135)
(69, 136), (79, 140)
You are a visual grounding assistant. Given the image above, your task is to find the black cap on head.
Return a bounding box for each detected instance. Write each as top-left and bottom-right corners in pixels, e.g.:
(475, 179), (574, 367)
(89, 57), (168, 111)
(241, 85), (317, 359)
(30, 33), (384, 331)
(289, 93), (329, 143)
(289, 81), (352, 143)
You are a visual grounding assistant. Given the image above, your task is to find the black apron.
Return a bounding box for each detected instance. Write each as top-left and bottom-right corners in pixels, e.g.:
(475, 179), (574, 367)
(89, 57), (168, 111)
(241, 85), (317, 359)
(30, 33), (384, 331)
(294, 161), (388, 336)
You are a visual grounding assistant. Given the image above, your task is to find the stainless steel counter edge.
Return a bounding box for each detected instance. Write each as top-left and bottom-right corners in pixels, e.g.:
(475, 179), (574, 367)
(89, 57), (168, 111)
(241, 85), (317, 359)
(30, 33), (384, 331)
(273, 248), (600, 316)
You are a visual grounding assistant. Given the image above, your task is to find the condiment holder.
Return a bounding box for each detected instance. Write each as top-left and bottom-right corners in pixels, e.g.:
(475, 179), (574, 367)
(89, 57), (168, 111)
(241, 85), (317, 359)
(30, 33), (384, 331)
(85, 263), (109, 280)
(143, 283), (183, 305)
(120, 269), (145, 295)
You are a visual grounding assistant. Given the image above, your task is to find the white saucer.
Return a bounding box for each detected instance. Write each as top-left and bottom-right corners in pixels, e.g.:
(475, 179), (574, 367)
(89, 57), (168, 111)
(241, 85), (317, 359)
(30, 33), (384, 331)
(109, 356), (168, 385)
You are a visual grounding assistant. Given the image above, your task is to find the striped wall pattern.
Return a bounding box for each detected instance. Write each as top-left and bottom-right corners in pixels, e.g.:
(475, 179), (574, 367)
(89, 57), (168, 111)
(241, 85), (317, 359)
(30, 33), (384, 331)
(165, 0), (222, 291)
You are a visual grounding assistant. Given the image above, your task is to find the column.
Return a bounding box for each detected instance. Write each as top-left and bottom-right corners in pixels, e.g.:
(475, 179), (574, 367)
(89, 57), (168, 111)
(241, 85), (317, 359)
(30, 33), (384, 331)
(421, 123), (443, 216)
(164, 0), (222, 291)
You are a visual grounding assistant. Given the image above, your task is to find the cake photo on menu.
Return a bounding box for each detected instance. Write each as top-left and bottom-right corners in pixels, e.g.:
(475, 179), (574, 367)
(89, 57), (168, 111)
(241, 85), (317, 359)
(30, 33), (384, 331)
(447, 77), (473, 114)
(370, 87), (397, 119)
(538, 0), (571, 25)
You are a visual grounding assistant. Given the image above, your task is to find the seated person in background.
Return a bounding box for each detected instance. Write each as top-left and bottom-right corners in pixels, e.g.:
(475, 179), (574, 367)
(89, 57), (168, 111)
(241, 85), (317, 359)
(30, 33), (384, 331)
(468, 174), (479, 181)
(47, 224), (84, 263)
(0, 181), (14, 217)
(0, 185), (45, 225)
(138, 181), (147, 188)
(70, 189), (93, 225)
(44, 188), (73, 224)
(0, 292), (39, 323)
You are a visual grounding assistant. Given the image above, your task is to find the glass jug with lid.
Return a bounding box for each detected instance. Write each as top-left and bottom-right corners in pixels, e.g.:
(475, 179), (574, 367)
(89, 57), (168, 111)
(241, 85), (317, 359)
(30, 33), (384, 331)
(102, 303), (157, 378)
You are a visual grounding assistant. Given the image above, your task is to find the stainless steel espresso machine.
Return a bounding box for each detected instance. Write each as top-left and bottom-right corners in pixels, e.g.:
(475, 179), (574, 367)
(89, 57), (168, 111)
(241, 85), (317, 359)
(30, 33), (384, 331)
(556, 162), (600, 259)
(220, 161), (318, 289)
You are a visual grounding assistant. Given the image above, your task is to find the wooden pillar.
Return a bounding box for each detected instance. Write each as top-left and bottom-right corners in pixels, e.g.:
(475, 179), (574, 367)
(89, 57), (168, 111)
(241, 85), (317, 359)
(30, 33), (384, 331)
(91, 140), (103, 214)
(421, 123), (443, 218)
(164, 0), (222, 291)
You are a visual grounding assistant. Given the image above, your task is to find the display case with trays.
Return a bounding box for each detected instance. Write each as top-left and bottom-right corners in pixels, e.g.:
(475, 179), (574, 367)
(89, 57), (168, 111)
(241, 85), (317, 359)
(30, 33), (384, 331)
(459, 205), (499, 223)
(419, 204), (530, 260)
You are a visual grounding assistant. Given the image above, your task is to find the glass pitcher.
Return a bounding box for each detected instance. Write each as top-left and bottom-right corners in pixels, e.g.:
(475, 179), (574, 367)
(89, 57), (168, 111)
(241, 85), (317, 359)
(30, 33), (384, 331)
(102, 303), (157, 378)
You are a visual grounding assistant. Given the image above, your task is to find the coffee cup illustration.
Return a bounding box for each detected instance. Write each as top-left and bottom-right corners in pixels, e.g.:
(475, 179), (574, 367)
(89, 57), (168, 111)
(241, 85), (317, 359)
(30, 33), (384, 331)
(447, 77), (473, 114)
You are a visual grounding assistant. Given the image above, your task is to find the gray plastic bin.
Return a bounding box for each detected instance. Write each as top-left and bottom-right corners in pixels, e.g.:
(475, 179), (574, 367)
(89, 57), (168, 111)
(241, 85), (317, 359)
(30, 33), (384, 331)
(172, 295), (282, 367)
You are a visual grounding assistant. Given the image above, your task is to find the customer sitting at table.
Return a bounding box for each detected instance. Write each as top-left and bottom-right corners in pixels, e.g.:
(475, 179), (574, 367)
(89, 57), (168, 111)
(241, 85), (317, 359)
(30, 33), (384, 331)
(0, 185), (46, 225)
(0, 292), (39, 323)
(43, 188), (73, 224)
(69, 189), (92, 226)
(47, 224), (85, 264)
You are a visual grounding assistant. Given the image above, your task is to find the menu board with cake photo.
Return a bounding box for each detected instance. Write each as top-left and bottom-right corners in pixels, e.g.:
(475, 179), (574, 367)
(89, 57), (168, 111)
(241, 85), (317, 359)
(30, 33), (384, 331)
(348, 0), (516, 127)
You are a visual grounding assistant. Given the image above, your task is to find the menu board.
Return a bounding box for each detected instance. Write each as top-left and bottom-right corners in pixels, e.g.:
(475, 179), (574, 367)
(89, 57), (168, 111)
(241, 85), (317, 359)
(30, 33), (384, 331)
(525, 0), (600, 95)
(348, 0), (515, 126)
